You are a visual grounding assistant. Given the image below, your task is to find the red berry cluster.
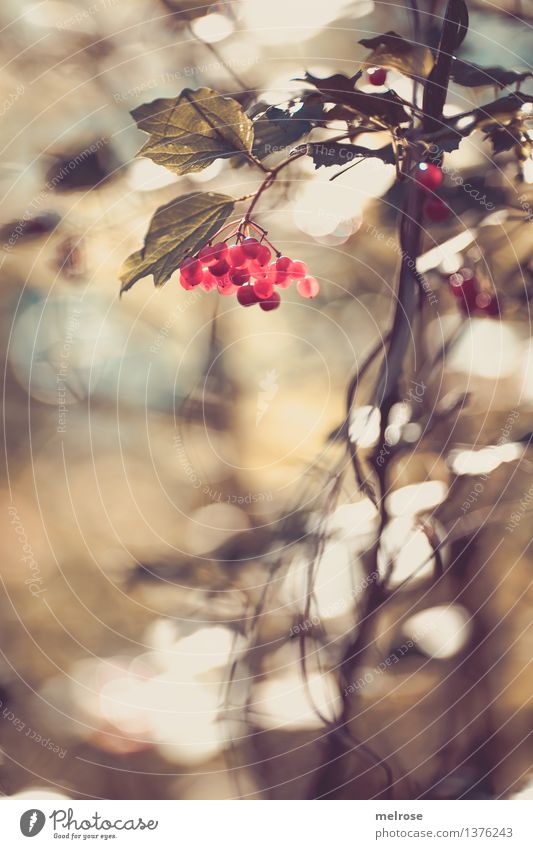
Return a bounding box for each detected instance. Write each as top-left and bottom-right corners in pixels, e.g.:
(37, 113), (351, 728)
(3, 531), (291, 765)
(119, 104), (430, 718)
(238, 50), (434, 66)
(415, 163), (450, 223)
(178, 233), (319, 311)
(448, 267), (500, 318)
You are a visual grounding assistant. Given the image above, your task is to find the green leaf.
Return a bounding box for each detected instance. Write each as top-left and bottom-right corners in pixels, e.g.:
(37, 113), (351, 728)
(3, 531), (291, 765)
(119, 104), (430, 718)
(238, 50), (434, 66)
(359, 31), (434, 80)
(306, 141), (396, 169)
(484, 124), (524, 155)
(473, 92), (533, 125)
(300, 72), (409, 125)
(298, 72), (363, 95)
(131, 87), (254, 175)
(120, 191), (235, 293)
(251, 100), (325, 160)
(451, 60), (533, 89)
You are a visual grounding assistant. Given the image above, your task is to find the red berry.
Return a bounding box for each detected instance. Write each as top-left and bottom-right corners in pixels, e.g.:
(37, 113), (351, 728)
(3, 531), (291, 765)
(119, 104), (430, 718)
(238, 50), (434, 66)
(200, 271), (217, 291)
(475, 291), (500, 317)
(198, 242), (228, 265)
(210, 258), (230, 277)
(256, 244), (272, 266)
(181, 256), (199, 272)
(416, 163), (443, 191)
(269, 261), (289, 285)
(368, 67), (387, 86)
(458, 267), (475, 282)
(218, 280), (239, 296)
(290, 260), (308, 280)
(179, 273), (194, 290)
(228, 244), (246, 267)
(424, 196), (449, 222)
(449, 268), (478, 312)
(180, 257), (203, 285)
(253, 277), (274, 300)
(241, 237), (260, 259)
(259, 291), (281, 311)
(276, 256), (293, 272)
(237, 285), (259, 307)
(297, 277), (320, 299)
(229, 267), (250, 286)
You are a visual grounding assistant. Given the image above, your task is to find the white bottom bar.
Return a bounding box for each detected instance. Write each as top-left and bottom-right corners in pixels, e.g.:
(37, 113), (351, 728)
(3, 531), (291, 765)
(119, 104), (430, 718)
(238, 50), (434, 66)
(1, 799), (532, 848)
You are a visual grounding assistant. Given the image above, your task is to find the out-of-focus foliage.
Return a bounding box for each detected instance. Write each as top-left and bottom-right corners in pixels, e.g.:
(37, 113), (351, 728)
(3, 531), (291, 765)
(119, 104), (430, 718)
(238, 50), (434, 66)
(0, 0), (531, 803)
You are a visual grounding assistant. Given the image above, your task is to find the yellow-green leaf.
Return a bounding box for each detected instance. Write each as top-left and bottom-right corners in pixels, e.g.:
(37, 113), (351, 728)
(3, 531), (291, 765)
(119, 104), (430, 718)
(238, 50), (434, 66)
(120, 191), (235, 293)
(360, 32), (434, 81)
(131, 87), (254, 175)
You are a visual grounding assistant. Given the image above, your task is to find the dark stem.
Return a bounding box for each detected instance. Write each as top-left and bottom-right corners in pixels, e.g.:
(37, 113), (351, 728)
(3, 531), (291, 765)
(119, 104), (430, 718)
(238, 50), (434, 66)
(315, 0), (467, 801)
(373, 0), (466, 409)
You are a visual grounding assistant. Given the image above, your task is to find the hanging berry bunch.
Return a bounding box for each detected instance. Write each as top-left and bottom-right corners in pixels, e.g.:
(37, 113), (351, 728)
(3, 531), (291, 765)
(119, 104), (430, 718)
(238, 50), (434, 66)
(178, 220), (318, 311)
(119, 10), (532, 335)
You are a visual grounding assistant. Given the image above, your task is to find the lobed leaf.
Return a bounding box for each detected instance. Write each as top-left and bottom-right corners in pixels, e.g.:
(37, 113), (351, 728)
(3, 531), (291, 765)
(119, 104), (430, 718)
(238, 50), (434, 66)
(359, 31), (434, 80)
(251, 101), (325, 160)
(120, 191), (235, 293)
(473, 92), (533, 125)
(451, 60), (533, 89)
(131, 87), (254, 175)
(306, 141), (396, 169)
(484, 124), (525, 155)
(300, 72), (409, 125)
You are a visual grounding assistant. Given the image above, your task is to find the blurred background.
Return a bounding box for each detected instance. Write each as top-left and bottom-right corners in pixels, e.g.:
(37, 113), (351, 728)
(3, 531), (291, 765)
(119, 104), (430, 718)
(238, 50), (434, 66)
(0, 0), (531, 800)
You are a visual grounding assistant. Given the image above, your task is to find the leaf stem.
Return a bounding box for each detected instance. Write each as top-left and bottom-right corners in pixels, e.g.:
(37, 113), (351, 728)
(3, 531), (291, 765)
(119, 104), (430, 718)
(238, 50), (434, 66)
(243, 132), (354, 221)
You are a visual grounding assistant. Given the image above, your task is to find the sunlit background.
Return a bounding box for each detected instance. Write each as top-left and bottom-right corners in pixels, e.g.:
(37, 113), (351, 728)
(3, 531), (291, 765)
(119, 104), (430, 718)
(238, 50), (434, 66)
(0, 0), (532, 800)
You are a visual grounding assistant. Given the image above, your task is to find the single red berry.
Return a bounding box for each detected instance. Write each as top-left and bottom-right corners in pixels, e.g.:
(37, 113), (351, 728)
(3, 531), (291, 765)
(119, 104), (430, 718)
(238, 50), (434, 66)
(259, 291), (281, 311)
(256, 244), (272, 267)
(253, 277), (274, 300)
(218, 280), (239, 296)
(198, 242), (228, 265)
(200, 270), (217, 291)
(269, 261), (289, 285)
(449, 268), (478, 312)
(297, 277), (320, 299)
(241, 237), (260, 259)
(228, 244), (246, 267)
(276, 256), (293, 272)
(180, 257), (203, 285)
(265, 264), (278, 282)
(180, 273), (195, 290)
(424, 196), (449, 222)
(237, 285), (259, 307)
(449, 268), (476, 293)
(210, 258), (230, 277)
(253, 265), (277, 289)
(457, 267), (476, 282)
(198, 246), (211, 264)
(416, 163), (443, 191)
(368, 66), (387, 86)
(475, 291), (500, 317)
(181, 255), (199, 272)
(290, 260), (308, 280)
(229, 267), (250, 286)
